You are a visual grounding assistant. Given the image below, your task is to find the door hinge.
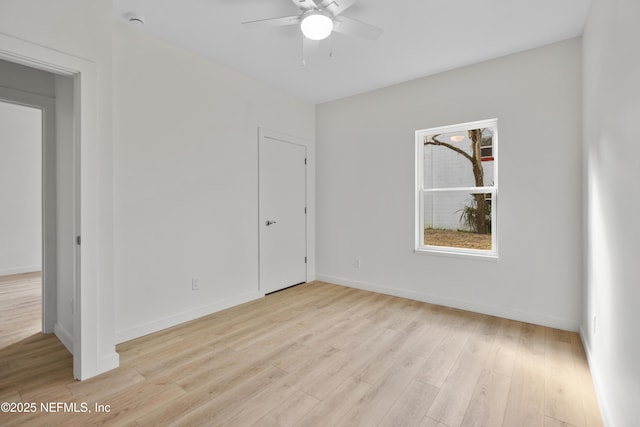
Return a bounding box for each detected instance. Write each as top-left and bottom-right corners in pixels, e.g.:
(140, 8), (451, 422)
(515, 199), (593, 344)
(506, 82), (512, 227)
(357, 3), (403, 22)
(304, 207), (307, 214)
(76, 236), (81, 245)
(304, 256), (307, 264)
(304, 158), (307, 165)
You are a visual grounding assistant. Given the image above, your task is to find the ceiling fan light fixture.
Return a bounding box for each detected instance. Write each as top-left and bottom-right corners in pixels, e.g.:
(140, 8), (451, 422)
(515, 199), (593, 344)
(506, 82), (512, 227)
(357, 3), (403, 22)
(300, 11), (334, 41)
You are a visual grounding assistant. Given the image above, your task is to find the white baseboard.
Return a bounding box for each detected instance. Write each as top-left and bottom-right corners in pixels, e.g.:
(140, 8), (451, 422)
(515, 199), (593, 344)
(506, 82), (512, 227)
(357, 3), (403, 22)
(115, 291), (263, 344)
(95, 352), (120, 378)
(0, 266), (41, 277)
(54, 323), (73, 354)
(74, 351), (121, 381)
(316, 274), (579, 332)
(579, 326), (613, 427)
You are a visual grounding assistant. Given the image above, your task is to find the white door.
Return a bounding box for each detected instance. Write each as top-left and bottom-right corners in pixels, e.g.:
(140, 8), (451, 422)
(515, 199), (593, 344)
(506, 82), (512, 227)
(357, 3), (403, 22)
(259, 129), (307, 294)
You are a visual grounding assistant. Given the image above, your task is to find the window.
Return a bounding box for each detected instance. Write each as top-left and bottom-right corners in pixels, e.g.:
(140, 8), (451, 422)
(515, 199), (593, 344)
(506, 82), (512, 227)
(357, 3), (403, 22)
(415, 119), (498, 257)
(480, 138), (493, 161)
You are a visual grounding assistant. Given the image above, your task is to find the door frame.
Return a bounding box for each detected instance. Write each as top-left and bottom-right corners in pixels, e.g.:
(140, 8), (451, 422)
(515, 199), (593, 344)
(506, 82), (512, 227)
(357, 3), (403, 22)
(0, 33), (118, 379)
(258, 127), (310, 294)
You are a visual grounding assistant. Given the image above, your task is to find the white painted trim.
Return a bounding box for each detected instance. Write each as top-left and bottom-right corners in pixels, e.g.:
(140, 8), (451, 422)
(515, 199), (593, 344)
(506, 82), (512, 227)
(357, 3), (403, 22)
(416, 118), (500, 136)
(115, 291), (263, 344)
(580, 326), (613, 427)
(98, 353), (120, 374)
(414, 246), (499, 261)
(0, 266), (42, 276)
(415, 118), (499, 259)
(54, 322), (73, 354)
(317, 274), (579, 332)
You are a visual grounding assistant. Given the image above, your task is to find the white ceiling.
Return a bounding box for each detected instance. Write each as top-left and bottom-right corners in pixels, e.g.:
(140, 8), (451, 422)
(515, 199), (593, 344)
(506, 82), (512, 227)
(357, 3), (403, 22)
(112, 0), (591, 104)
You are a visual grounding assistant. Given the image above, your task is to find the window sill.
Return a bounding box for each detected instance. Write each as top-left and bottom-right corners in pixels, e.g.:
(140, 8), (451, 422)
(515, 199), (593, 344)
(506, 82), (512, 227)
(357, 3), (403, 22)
(414, 247), (498, 261)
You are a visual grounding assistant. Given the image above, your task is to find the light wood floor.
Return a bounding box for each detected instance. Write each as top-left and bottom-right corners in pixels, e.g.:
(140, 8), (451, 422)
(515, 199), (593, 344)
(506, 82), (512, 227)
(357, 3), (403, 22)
(0, 279), (602, 426)
(0, 272), (42, 348)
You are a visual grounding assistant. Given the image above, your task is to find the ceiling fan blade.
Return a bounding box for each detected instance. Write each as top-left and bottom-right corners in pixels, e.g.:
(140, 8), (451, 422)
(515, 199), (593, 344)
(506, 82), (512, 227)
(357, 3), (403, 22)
(333, 15), (383, 40)
(320, 0), (357, 16)
(289, 0), (319, 11)
(242, 15), (300, 29)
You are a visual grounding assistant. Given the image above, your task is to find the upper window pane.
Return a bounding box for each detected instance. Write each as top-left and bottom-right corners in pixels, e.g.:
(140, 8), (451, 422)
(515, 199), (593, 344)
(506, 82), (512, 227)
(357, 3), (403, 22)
(423, 128), (495, 189)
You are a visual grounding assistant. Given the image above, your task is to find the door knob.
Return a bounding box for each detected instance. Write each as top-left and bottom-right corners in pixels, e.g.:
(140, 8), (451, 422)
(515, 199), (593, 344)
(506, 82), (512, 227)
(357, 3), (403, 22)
(265, 220), (277, 226)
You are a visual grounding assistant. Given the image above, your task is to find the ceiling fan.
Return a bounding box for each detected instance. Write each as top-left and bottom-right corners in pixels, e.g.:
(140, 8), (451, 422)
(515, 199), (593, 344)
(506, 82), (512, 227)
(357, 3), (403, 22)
(242, 0), (383, 61)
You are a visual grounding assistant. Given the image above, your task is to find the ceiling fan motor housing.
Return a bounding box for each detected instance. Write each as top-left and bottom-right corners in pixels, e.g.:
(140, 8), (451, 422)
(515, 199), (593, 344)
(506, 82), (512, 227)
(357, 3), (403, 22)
(300, 9), (334, 40)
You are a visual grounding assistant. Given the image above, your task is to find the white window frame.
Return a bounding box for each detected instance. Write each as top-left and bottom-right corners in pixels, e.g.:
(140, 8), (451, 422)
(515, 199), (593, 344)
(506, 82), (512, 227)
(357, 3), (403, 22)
(415, 118), (498, 259)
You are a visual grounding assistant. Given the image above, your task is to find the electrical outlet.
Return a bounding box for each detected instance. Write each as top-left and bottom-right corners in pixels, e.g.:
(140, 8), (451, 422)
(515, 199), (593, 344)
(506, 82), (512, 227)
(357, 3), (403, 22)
(354, 257), (361, 268)
(192, 278), (200, 291)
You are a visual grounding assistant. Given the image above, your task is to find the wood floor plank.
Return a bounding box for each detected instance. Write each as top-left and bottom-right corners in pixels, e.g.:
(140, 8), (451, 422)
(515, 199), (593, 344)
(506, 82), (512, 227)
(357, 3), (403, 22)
(19, 382), (73, 405)
(378, 379), (439, 427)
(544, 415), (579, 427)
(415, 310), (481, 387)
(420, 416), (450, 427)
(173, 344), (283, 395)
(335, 352), (427, 427)
(277, 344), (351, 397)
(0, 272), (41, 348)
(569, 334), (604, 427)
(133, 390), (212, 426)
(544, 329), (587, 426)
(215, 372), (302, 426)
(354, 319), (432, 385)
(503, 323), (547, 427)
(80, 381), (187, 426)
(484, 318), (522, 377)
(426, 315), (498, 426)
(307, 372), (353, 403)
(334, 328), (398, 379)
(66, 367), (145, 401)
(251, 389), (319, 427)
(407, 306), (450, 358)
(460, 369), (512, 427)
(0, 277), (603, 427)
(168, 366), (291, 426)
(294, 376), (372, 427)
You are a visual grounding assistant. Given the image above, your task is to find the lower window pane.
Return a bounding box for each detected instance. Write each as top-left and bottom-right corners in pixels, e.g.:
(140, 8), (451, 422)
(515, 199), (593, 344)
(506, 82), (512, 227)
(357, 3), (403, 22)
(423, 192), (492, 250)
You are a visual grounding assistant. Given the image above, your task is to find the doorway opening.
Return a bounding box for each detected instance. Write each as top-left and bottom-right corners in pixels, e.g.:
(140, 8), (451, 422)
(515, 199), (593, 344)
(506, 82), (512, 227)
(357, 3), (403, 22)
(0, 101), (43, 347)
(0, 60), (76, 374)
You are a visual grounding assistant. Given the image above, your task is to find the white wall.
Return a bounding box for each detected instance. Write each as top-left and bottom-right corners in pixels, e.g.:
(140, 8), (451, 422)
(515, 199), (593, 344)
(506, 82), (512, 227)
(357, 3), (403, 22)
(0, 101), (42, 276)
(112, 23), (315, 342)
(317, 38), (583, 331)
(582, 0), (640, 425)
